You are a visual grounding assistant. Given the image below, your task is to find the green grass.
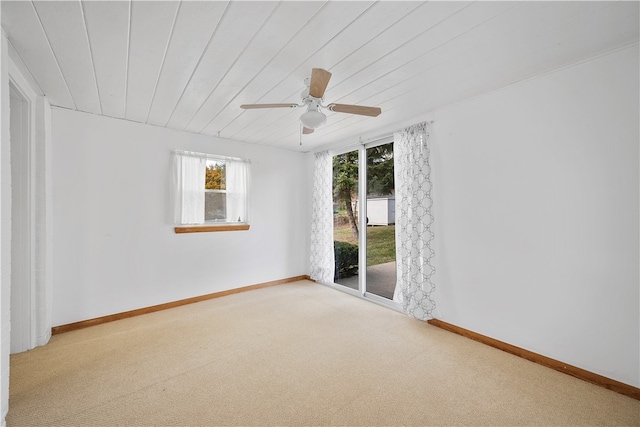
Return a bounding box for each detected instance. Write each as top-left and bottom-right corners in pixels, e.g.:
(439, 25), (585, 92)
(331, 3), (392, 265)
(334, 224), (396, 267)
(333, 225), (358, 244)
(366, 225), (396, 266)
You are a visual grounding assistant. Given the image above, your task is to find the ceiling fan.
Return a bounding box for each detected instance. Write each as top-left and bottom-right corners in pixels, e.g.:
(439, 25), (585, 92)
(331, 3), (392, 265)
(240, 68), (382, 134)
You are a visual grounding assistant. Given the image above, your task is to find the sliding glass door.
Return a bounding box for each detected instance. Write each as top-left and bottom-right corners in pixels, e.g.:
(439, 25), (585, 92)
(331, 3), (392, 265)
(365, 142), (396, 300)
(332, 149), (360, 292)
(332, 140), (398, 306)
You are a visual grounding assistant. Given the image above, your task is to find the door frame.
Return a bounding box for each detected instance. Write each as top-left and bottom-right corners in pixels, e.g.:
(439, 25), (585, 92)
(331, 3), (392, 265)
(8, 73), (36, 353)
(360, 137), (399, 309)
(329, 139), (401, 311)
(6, 52), (50, 352)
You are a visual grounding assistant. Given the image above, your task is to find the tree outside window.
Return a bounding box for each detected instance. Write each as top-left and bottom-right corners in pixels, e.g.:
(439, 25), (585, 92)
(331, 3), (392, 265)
(205, 160), (226, 221)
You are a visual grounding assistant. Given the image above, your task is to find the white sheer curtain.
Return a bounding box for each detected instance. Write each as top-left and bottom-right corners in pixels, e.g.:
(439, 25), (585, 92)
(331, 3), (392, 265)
(393, 122), (436, 320)
(226, 159), (249, 223)
(173, 152), (206, 224)
(310, 151), (335, 283)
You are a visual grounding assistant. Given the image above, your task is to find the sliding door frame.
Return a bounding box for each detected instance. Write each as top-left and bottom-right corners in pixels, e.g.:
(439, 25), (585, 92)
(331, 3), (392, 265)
(329, 138), (401, 312)
(360, 137), (399, 310)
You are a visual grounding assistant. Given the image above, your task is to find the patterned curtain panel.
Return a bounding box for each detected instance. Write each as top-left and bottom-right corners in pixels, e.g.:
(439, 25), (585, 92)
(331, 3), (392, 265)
(393, 122), (436, 320)
(309, 151), (335, 283)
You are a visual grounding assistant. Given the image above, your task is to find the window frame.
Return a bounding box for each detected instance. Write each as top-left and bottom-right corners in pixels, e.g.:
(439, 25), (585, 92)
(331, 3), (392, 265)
(204, 159), (228, 223)
(173, 150), (250, 234)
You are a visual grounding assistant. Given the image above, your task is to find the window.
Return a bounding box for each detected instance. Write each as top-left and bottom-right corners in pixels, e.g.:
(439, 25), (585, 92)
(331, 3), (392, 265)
(205, 159), (227, 221)
(173, 150), (250, 233)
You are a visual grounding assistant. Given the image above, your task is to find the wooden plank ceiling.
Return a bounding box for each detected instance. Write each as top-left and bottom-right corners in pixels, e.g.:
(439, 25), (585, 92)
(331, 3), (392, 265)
(2, 1), (638, 152)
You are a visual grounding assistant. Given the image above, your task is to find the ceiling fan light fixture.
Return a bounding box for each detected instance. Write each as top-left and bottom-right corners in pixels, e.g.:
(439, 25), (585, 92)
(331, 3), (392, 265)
(299, 110), (326, 129)
(240, 68), (382, 136)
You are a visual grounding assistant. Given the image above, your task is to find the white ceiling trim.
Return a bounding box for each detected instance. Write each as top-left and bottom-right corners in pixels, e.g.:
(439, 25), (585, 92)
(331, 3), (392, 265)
(144, 0), (181, 124)
(124, 0), (131, 118)
(30, 0), (76, 110)
(7, 39), (44, 97)
(79, 0), (102, 116)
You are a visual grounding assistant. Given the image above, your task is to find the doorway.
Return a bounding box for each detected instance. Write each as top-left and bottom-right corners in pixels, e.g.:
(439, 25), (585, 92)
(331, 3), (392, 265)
(331, 139), (398, 307)
(9, 82), (34, 354)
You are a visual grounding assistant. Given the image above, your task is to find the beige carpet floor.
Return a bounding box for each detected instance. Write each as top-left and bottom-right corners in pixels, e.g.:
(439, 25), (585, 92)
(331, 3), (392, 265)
(7, 280), (639, 426)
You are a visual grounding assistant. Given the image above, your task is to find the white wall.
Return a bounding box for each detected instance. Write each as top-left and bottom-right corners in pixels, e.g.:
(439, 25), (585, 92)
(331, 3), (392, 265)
(0, 26), (8, 427)
(431, 45), (639, 387)
(51, 109), (310, 326)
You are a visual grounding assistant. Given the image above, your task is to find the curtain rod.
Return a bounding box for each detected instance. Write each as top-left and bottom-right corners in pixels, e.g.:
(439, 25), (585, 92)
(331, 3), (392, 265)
(364, 120), (434, 145)
(172, 149), (249, 163)
(359, 133), (394, 146)
(330, 133), (393, 155)
(323, 120), (436, 155)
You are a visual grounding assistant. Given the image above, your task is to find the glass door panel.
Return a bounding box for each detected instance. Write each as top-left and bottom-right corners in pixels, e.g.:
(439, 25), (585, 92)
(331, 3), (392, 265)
(365, 143), (397, 300)
(332, 149), (359, 291)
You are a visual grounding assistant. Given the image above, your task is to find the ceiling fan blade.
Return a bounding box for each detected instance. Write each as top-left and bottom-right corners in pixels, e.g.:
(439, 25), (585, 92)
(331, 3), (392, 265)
(327, 103), (382, 117)
(302, 127), (314, 135)
(309, 68), (332, 98)
(240, 103), (299, 109)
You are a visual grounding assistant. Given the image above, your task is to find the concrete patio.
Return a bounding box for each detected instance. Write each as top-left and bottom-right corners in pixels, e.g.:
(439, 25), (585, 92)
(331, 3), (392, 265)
(335, 261), (396, 300)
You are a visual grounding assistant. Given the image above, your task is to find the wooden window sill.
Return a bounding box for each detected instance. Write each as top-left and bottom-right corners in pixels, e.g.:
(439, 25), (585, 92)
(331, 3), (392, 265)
(174, 224), (250, 234)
